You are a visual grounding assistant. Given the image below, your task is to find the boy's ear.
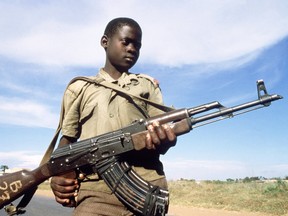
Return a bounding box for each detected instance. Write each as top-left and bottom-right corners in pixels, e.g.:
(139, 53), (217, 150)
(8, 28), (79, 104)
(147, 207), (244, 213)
(101, 35), (108, 48)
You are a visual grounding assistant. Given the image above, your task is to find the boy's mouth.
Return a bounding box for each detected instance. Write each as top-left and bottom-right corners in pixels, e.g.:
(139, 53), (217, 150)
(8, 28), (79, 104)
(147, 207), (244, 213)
(125, 56), (136, 63)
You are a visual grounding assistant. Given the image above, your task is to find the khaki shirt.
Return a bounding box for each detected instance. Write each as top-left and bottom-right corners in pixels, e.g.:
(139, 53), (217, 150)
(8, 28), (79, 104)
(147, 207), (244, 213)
(61, 69), (167, 192)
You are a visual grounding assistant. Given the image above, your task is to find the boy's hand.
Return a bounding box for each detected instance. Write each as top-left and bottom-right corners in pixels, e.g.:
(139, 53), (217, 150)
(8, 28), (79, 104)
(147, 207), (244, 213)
(145, 121), (177, 153)
(50, 171), (79, 207)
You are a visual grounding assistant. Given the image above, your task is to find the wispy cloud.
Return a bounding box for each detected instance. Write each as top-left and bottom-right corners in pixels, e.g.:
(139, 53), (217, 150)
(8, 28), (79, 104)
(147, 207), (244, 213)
(0, 1), (287, 67)
(0, 96), (59, 129)
(0, 80), (62, 102)
(0, 151), (42, 169)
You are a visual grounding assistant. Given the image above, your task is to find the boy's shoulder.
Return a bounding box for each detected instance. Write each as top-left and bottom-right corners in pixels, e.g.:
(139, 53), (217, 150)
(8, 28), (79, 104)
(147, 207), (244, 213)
(65, 75), (103, 96)
(136, 73), (160, 88)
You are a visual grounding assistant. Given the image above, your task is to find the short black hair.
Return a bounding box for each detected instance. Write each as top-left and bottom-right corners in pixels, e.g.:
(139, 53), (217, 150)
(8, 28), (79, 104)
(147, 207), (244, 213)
(104, 17), (142, 38)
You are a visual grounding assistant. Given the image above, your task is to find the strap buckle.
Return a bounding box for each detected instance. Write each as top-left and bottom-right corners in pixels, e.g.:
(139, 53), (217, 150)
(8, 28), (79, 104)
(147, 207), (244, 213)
(4, 203), (26, 216)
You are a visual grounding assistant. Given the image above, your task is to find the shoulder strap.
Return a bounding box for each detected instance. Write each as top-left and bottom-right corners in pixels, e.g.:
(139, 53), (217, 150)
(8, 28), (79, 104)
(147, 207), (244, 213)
(100, 80), (174, 112)
(67, 75), (174, 112)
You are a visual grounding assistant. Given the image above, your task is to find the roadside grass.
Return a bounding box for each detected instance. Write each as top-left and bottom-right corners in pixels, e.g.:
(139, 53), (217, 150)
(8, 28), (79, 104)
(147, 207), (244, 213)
(39, 182), (51, 190)
(39, 179), (288, 215)
(168, 179), (288, 215)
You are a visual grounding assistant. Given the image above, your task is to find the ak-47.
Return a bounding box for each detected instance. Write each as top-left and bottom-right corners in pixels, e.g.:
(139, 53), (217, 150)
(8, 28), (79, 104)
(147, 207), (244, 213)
(0, 80), (283, 216)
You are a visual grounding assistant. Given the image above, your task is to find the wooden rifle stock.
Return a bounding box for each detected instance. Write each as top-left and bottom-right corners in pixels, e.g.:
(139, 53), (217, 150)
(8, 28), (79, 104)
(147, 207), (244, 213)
(0, 165), (51, 209)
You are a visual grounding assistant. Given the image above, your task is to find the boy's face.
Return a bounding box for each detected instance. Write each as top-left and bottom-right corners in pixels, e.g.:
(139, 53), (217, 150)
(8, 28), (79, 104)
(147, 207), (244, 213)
(103, 25), (142, 72)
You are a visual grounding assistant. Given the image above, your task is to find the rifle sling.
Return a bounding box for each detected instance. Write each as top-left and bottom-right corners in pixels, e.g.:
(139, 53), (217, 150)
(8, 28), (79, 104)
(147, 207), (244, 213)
(6, 75), (173, 214)
(97, 79), (175, 113)
(70, 75), (174, 112)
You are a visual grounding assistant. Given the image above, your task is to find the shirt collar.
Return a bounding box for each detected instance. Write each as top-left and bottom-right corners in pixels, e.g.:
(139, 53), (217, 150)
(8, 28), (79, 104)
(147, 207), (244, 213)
(99, 68), (139, 86)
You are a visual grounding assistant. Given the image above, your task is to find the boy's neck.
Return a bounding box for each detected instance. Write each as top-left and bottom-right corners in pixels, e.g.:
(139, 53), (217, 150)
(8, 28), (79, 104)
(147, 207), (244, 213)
(103, 66), (125, 80)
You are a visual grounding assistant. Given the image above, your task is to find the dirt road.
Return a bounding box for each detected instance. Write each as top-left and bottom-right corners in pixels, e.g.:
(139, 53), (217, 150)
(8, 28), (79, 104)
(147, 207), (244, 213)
(168, 205), (272, 216)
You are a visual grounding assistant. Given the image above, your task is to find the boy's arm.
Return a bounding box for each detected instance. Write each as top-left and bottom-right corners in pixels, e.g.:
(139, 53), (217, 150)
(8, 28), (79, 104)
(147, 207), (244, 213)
(50, 136), (79, 207)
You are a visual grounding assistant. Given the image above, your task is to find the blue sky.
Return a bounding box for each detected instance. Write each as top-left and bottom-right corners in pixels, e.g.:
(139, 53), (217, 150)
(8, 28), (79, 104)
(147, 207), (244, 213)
(0, 0), (287, 180)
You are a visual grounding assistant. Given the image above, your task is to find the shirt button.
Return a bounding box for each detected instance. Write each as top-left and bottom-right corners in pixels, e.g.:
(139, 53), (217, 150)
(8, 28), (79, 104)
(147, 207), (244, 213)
(109, 114), (114, 118)
(125, 86), (130, 91)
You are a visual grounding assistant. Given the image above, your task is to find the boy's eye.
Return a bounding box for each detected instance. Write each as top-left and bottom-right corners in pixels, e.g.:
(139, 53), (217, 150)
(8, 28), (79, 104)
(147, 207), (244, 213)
(122, 39), (129, 46)
(121, 39), (141, 50)
(122, 40), (128, 45)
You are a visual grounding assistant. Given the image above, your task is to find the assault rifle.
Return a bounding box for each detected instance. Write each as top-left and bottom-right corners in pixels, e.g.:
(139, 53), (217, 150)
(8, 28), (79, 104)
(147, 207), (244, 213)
(0, 80), (283, 216)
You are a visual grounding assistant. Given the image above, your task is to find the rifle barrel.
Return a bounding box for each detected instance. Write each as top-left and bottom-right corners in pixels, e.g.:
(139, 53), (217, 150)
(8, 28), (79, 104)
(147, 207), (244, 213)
(192, 93), (282, 126)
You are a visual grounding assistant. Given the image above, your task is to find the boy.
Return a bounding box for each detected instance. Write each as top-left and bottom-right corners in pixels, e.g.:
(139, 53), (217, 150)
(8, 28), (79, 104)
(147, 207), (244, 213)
(50, 17), (176, 216)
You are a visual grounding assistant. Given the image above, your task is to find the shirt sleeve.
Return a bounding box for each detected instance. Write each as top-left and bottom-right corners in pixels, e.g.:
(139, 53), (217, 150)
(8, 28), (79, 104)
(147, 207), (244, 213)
(61, 80), (89, 139)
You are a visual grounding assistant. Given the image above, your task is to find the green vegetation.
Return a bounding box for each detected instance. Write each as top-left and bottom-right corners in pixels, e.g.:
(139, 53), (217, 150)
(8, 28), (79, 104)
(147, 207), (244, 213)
(0, 165), (9, 173)
(39, 177), (288, 215)
(168, 179), (288, 215)
(39, 181), (51, 190)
